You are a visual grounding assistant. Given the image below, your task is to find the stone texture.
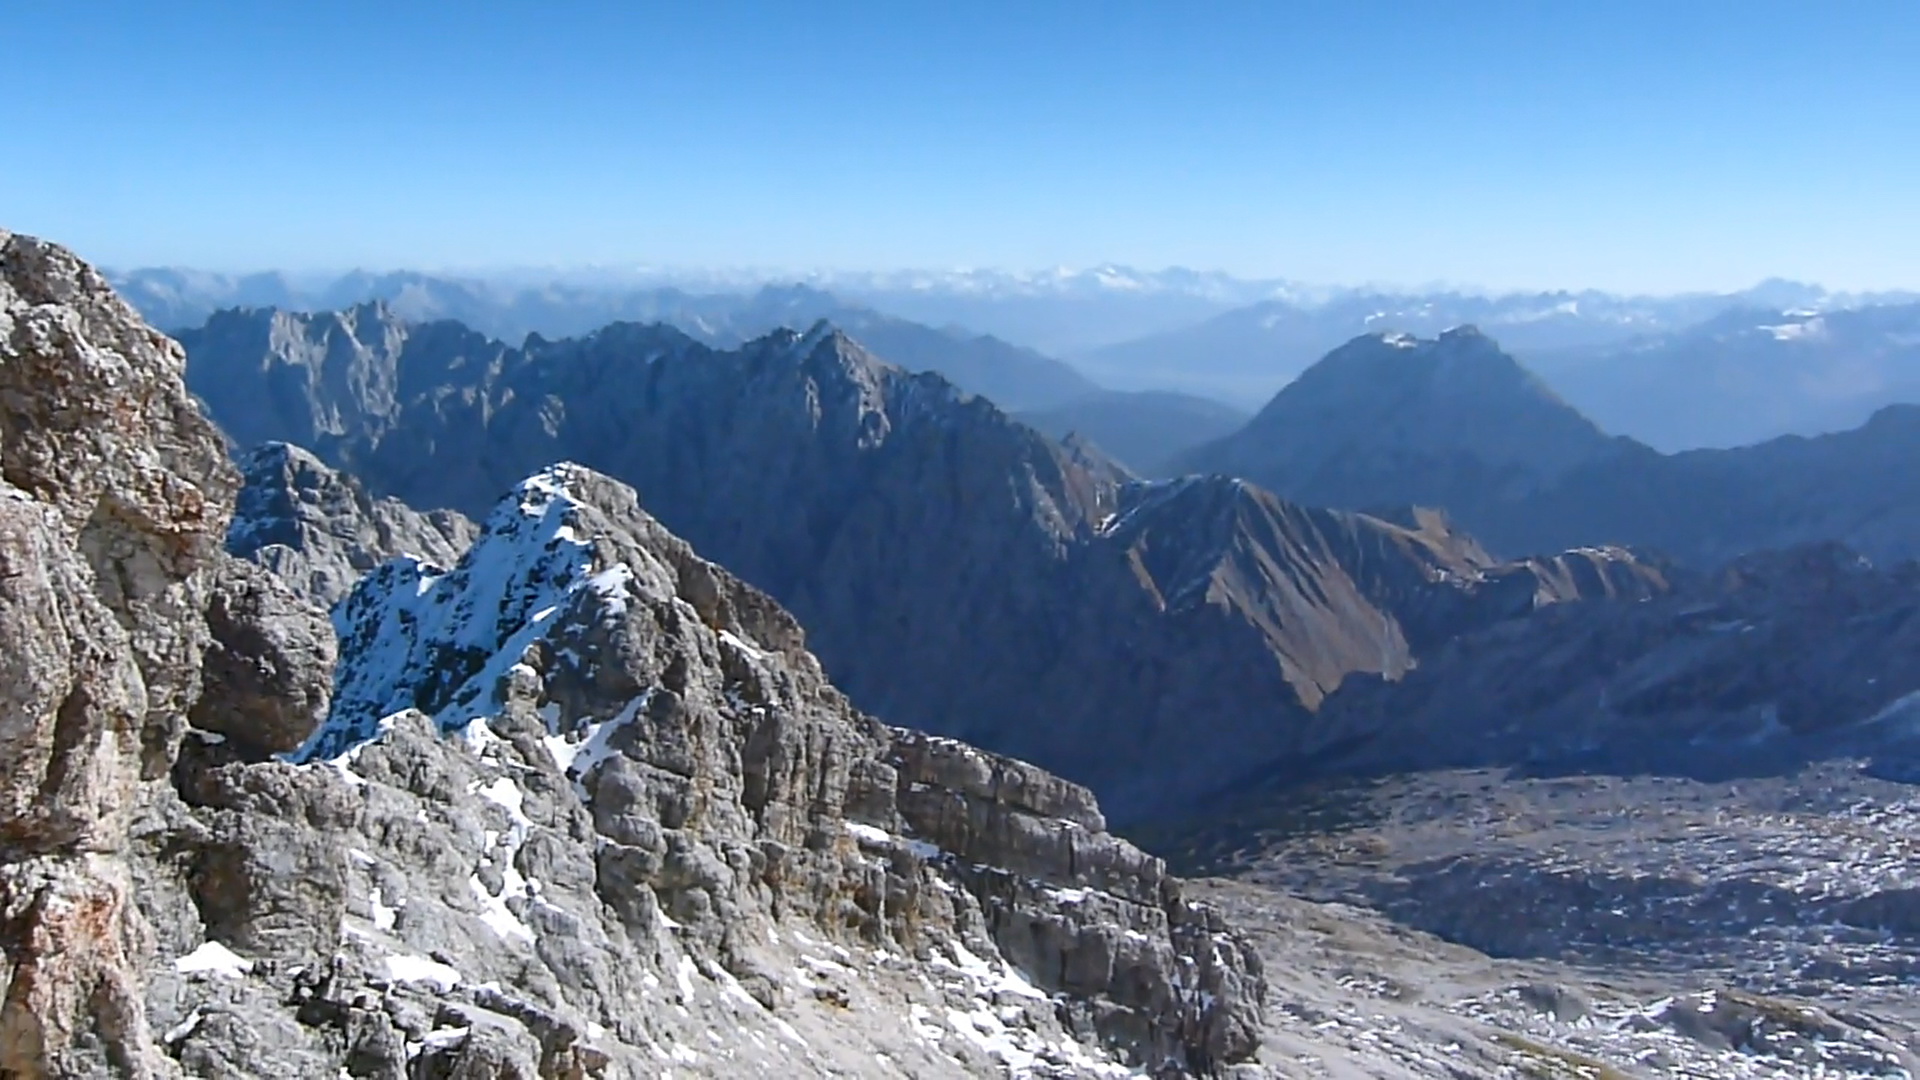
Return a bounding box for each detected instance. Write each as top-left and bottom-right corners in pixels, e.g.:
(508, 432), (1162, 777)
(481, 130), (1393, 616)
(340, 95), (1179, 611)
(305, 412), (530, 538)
(264, 462), (1268, 1073)
(189, 558), (336, 758)
(0, 226), (236, 1077)
(226, 440), (476, 609)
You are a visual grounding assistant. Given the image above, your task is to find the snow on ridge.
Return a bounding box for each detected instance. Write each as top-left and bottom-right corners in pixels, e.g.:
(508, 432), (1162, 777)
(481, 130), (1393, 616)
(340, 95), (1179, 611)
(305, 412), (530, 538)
(299, 462), (624, 762)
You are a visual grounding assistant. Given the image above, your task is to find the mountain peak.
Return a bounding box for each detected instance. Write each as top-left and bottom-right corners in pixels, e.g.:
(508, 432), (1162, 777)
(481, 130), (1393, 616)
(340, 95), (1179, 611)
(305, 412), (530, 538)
(1177, 328), (1615, 517)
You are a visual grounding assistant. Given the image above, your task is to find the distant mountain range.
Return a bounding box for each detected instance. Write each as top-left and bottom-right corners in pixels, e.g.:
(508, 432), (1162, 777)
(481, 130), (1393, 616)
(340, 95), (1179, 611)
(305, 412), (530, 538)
(181, 304), (1670, 820)
(1540, 302), (1920, 451)
(1179, 326), (1920, 567)
(111, 263), (1303, 355)
(121, 263), (1920, 452)
(1076, 281), (1920, 408)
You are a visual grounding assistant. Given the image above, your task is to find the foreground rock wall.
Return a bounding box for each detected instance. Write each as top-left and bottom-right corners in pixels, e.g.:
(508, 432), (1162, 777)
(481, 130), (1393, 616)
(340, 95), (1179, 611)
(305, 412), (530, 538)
(0, 227), (237, 1076)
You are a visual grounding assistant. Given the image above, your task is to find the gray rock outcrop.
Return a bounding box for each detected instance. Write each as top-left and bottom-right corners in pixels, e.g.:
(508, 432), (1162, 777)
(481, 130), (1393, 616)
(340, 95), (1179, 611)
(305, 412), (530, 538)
(227, 440), (476, 608)
(1, 226), (236, 1076)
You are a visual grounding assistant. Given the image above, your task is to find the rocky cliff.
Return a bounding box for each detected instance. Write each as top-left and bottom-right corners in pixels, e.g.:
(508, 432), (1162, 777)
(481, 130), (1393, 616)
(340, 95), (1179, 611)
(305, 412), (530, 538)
(1, 225), (244, 1076)
(2, 228), (1267, 1077)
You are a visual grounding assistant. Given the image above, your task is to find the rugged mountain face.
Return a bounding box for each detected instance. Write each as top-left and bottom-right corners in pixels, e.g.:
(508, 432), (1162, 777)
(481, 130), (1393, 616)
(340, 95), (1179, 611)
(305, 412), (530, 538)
(227, 441), (477, 608)
(196, 314), (1668, 820)
(4, 228), (1274, 1077)
(176, 462), (1266, 1077)
(176, 302), (512, 453)
(1182, 328), (1920, 567)
(1017, 391), (1250, 477)
(173, 287), (1102, 419)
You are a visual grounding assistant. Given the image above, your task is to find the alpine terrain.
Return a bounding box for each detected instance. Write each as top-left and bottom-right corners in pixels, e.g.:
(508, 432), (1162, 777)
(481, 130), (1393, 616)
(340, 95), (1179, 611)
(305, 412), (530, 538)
(10, 227), (1920, 1078)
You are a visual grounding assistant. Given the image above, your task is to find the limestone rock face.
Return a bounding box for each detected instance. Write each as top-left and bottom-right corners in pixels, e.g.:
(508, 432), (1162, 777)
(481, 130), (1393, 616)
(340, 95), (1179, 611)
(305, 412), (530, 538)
(189, 558), (336, 759)
(237, 462), (1267, 1075)
(0, 228), (236, 1077)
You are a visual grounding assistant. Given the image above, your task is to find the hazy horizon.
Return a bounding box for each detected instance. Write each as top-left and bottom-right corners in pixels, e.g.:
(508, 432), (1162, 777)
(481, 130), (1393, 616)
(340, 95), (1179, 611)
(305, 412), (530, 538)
(7, 1), (1918, 294)
(98, 261), (1915, 306)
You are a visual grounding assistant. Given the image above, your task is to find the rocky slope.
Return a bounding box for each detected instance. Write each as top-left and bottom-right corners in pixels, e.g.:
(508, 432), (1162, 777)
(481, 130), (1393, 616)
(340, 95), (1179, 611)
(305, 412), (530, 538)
(1136, 543), (1920, 1077)
(165, 462), (1267, 1077)
(0, 226), (329, 1075)
(4, 227), (1271, 1077)
(192, 312), (1667, 821)
(1181, 328), (1920, 566)
(226, 441), (476, 608)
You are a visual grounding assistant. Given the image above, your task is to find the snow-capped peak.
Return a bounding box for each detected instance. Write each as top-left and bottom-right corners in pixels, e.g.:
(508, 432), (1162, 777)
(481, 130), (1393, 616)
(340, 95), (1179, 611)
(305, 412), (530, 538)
(298, 463), (628, 760)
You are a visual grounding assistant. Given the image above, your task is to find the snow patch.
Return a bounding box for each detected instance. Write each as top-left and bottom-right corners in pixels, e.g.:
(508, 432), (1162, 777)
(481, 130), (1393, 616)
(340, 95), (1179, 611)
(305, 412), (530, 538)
(383, 953), (461, 991)
(174, 941), (253, 978)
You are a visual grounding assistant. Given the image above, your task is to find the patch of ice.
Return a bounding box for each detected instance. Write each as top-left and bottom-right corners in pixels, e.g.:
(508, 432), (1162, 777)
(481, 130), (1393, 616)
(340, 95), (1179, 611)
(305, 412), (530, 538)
(473, 776), (532, 830)
(421, 1026), (470, 1049)
(717, 629), (764, 657)
(163, 1009), (204, 1043)
(544, 692), (650, 799)
(370, 887), (400, 931)
(674, 954), (698, 1000)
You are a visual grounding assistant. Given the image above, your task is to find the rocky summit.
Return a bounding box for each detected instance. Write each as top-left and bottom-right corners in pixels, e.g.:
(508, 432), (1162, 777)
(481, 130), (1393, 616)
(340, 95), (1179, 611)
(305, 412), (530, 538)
(2, 228), (1265, 1077)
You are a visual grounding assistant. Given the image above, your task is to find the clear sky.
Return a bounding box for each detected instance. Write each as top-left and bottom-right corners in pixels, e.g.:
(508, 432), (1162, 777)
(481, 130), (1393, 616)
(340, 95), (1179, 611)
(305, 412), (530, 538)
(5, 1), (1917, 292)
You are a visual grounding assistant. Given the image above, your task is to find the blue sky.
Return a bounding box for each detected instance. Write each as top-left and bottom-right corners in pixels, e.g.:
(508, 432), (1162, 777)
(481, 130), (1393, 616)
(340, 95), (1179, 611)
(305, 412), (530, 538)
(5, 1), (1917, 292)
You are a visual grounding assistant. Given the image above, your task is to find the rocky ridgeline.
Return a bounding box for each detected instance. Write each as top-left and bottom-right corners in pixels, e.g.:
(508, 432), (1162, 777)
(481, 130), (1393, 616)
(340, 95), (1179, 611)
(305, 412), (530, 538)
(186, 304), (1680, 822)
(1, 228), (1263, 1077)
(227, 441), (476, 609)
